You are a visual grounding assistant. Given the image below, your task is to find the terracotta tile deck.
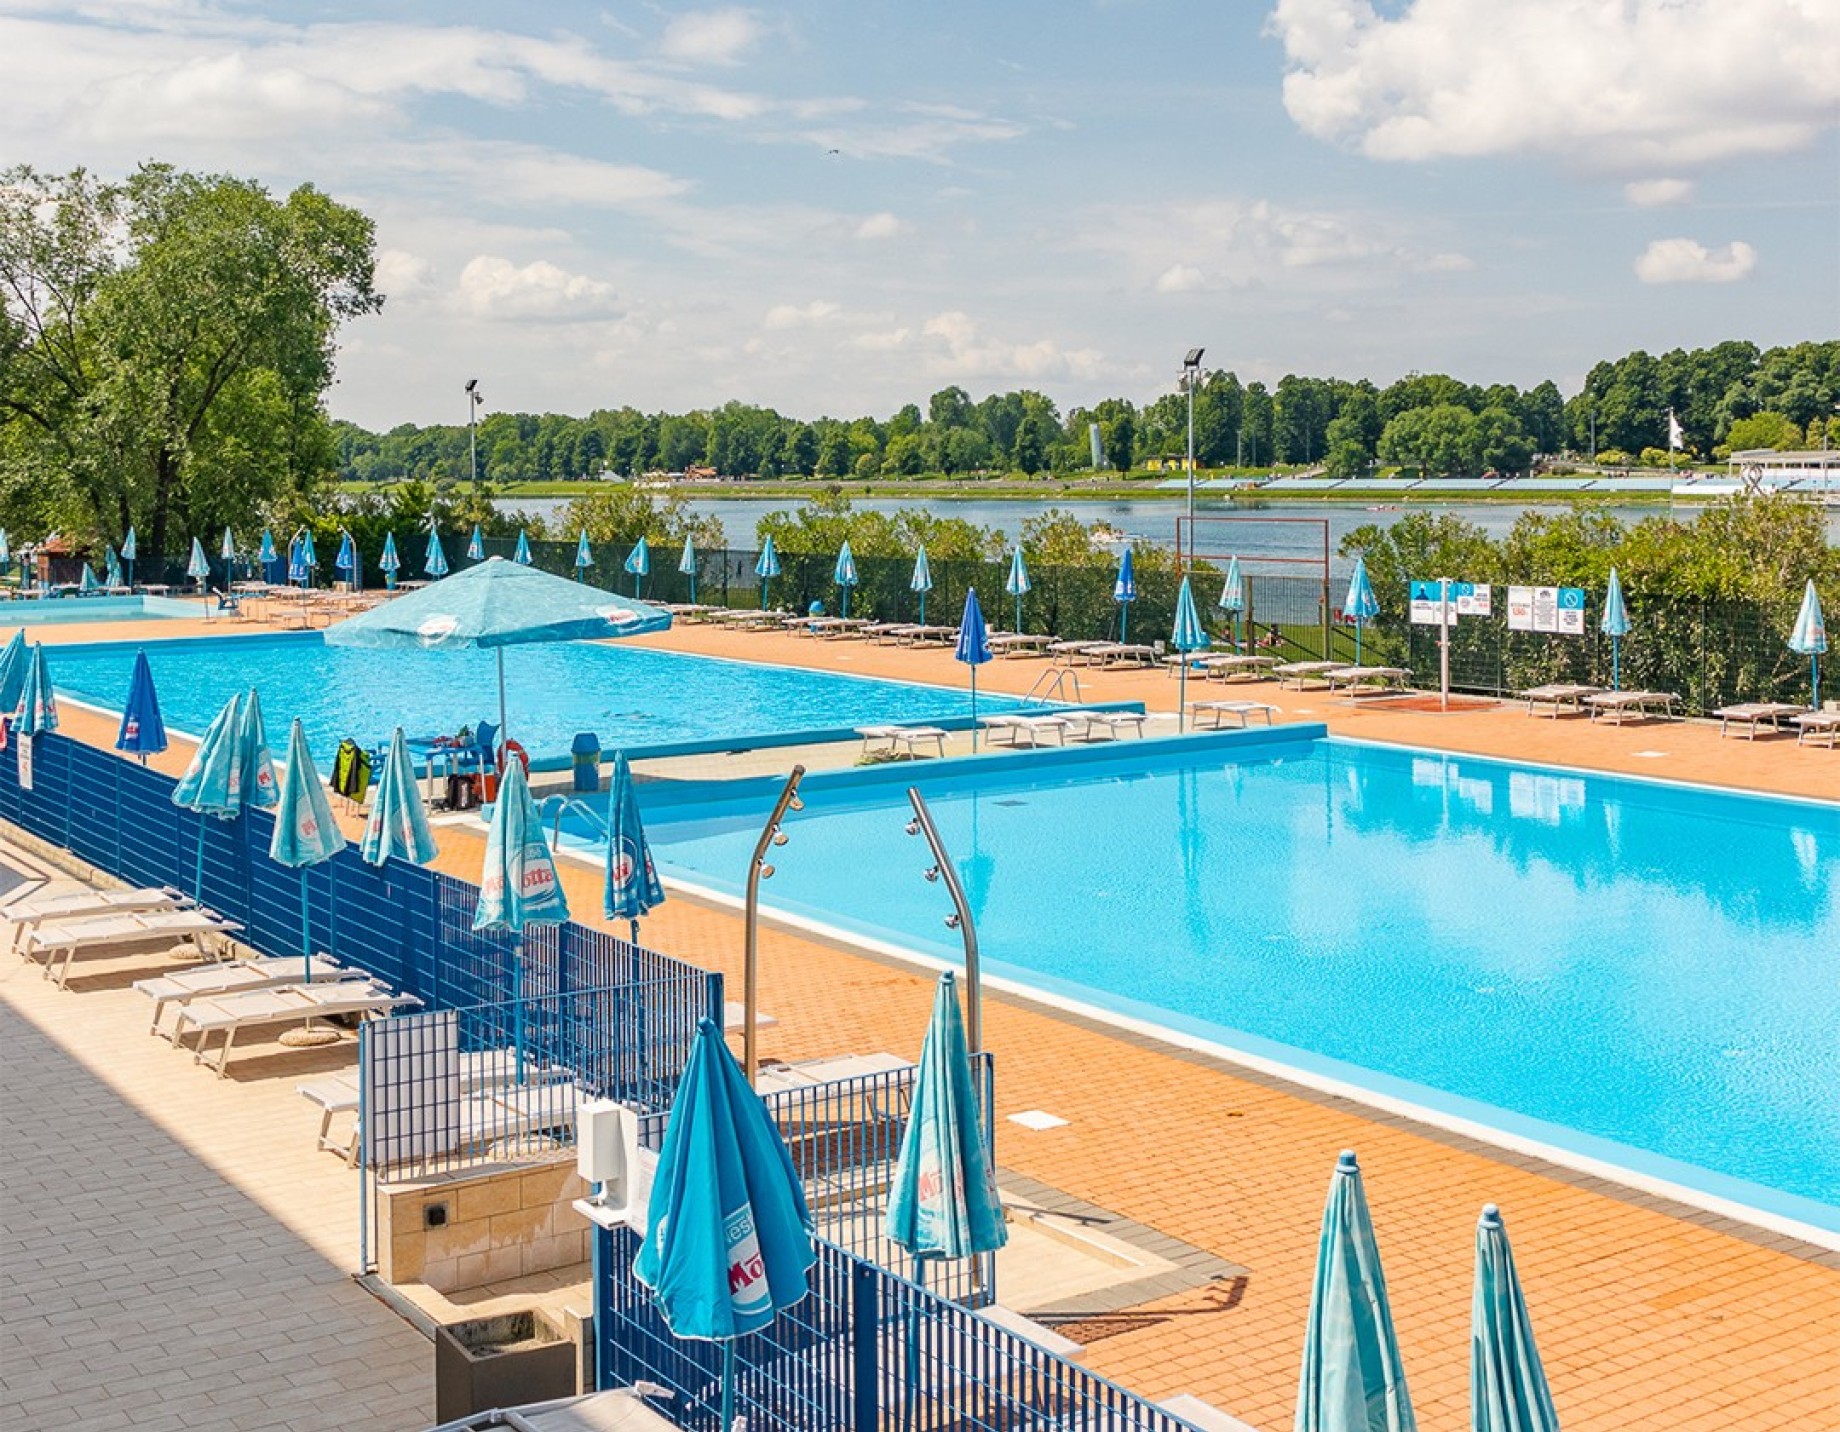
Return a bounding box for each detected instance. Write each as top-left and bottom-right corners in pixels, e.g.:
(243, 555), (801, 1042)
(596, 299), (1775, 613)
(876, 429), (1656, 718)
(9, 609), (1840, 1431)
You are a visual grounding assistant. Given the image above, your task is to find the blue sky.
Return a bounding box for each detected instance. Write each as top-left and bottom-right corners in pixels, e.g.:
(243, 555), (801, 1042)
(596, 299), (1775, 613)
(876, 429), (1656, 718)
(5, 1), (1835, 428)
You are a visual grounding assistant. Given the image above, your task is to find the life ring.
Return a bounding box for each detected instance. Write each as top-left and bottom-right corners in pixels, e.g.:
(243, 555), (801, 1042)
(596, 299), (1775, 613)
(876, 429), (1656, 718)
(500, 738), (530, 774)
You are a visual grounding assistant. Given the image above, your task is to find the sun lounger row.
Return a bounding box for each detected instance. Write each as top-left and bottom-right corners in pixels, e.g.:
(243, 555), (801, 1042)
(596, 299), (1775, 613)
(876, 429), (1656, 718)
(19, 906), (242, 989)
(2, 884), (190, 956)
(175, 978), (421, 1075)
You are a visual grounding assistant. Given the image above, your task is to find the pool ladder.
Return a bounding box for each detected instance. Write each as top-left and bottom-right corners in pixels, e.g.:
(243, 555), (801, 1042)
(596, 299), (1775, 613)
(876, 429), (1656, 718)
(539, 793), (606, 847)
(1020, 668), (1083, 707)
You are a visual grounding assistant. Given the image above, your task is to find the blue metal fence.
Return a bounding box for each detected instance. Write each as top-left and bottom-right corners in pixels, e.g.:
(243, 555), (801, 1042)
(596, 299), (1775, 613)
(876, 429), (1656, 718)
(596, 1226), (1191, 1432)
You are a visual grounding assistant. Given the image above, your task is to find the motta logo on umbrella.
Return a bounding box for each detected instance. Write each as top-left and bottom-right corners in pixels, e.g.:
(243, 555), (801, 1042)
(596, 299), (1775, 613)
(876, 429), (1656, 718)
(295, 813), (319, 840)
(417, 614), (460, 644)
(724, 1207), (770, 1317)
(609, 835), (653, 891)
(595, 605), (643, 628)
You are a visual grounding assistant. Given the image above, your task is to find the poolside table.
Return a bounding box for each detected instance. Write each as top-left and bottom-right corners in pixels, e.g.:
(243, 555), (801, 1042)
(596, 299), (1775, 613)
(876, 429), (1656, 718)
(1520, 683), (1605, 717)
(1713, 702), (1807, 739)
(1585, 689), (1680, 724)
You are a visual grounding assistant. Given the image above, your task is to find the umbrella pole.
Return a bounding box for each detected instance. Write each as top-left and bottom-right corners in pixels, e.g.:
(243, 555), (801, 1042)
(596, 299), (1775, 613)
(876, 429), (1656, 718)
(720, 1341), (738, 1430)
(903, 1260), (926, 1432)
(496, 648), (508, 755)
(512, 942), (526, 1083)
(195, 820), (207, 903)
(970, 667), (978, 752)
(1355, 619), (1363, 666)
(919, 590), (925, 626)
(1179, 659), (1187, 733)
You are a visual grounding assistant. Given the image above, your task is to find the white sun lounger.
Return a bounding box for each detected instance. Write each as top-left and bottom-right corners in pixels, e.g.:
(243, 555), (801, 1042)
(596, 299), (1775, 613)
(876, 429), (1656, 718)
(3, 886), (189, 956)
(1191, 700), (1281, 729)
(24, 909), (242, 989)
(1520, 683), (1605, 717)
(1275, 660), (1339, 688)
(1201, 654), (1279, 681)
(1795, 711), (1840, 747)
(856, 725), (949, 759)
(1326, 665), (1410, 694)
(980, 714), (1073, 747)
(134, 955), (355, 1037)
(1060, 710), (1148, 741)
(176, 981), (421, 1075)
(1713, 702), (1806, 739)
(1585, 689), (1680, 724)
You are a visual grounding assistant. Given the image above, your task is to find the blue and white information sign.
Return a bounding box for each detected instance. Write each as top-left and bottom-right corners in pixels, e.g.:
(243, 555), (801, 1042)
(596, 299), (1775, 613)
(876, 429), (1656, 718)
(1409, 580), (1491, 625)
(1507, 585), (1587, 634)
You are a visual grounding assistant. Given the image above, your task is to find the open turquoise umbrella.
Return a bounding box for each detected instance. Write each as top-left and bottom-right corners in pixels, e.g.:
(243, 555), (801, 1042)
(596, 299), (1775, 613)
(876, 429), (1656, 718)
(236, 689), (279, 812)
(379, 531), (401, 590)
(468, 523), (485, 561)
(323, 557), (671, 749)
(910, 545), (933, 625)
(957, 588), (992, 750)
(172, 692), (244, 898)
(17, 644), (56, 735)
(603, 750), (664, 941)
(1296, 1150), (1417, 1432)
(474, 758), (568, 1069)
(360, 727), (438, 867)
(574, 530), (593, 581)
(754, 535), (781, 610)
(636, 1017), (814, 1430)
(833, 541), (859, 619)
(1005, 548), (1031, 634)
(624, 536), (650, 597)
(0, 631), (27, 712)
(1789, 578), (1827, 709)
(677, 535), (698, 604)
(77, 563), (99, 595)
(270, 717), (348, 982)
(121, 526), (137, 589)
(115, 650), (167, 763)
(1114, 548), (1137, 643)
(513, 529), (533, 566)
(1171, 576), (1210, 732)
(186, 538), (210, 594)
(1600, 568), (1631, 692)
(424, 528), (450, 578)
(1471, 1205), (1560, 1432)
(1345, 557), (1380, 665)
(1220, 555), (1245, 649)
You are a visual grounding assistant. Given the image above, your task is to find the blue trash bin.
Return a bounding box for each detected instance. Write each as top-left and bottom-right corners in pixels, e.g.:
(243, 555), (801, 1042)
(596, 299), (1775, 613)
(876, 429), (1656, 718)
(570, 732), (601, 793)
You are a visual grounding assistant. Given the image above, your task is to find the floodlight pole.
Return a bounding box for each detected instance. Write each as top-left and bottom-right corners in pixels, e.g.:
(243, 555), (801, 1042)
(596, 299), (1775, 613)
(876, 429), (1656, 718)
(743, 765), (805, 1085)
(1182, 348), (1204, 571)
(905, 787), (982, 1054)
(466, 379), (482, 486)
(1438, 575), (1452, 712)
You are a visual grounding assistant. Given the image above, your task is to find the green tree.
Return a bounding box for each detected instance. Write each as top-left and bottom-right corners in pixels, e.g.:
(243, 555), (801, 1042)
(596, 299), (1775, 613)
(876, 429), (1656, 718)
(1377, 404), (1482, 477)
(1, 162), (380, 562)
(1722, 411), (1804, 453)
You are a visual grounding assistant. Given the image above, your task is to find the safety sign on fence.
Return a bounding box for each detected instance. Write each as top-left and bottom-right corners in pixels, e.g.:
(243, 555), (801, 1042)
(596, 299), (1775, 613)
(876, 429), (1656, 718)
(1505, 585), (1587, 634)
(1409, 580), (1491, 625)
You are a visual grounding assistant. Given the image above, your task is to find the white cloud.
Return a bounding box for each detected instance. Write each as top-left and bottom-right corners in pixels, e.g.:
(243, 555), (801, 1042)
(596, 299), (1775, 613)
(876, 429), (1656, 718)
(1270, 0), (1840, 171)
(1634, 238), (1757, 284)
(854, 212), (903, 240)
(658, 9), (764, 66)
(1418, 252), (1474, 273)
(920, 311), (1104, 382)
(452, 256), (623, 320)
(373, 248), (433, 299)
(763, 300), (841, 329)
(850, 328), (913, 352)
(1155, 264), (1205, 294)
(1624, 178), (1696, 207)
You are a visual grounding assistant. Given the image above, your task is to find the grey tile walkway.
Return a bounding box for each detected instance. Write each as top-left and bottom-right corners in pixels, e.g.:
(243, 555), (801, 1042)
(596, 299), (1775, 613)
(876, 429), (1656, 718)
(0, 1002), (431, 1431)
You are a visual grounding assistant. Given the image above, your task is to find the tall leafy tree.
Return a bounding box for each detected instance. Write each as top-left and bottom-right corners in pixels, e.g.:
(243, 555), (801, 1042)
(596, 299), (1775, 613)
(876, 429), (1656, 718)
(1, 163), (379, 561)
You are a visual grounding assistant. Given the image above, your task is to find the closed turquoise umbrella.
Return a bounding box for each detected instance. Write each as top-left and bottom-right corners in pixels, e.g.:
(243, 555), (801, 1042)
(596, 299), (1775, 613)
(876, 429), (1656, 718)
(603, 750), (664, 940)
(1788, 578), (1827, 709)
(77, 563), (99, 595)
(115, 650), (167, 762)
(957, 588), (992, 750)
(259, 529), (278, 583)
(379, 531), (401, 590)
(360, 727), (438, 867)
(172, 692), (244, 897)
(834, 541), (859, 619)
(1113, 548), (1137, 643)
(755, 535), (781, 610)
(424, 528), (450, 578)
(186, 538), (210, 594)
(574, 530), (593, 581)
(323, 557), (672, 750)
(1220, 555), (1245, 649)
(1471, 1205), (1560, 1432)
(17, 643), (56, 735)
(299, 528), (318, 587)
(270, 717), (348, 981)
(104, 545), (122, 589)
(474, 758), (568, 1069)
(0, 529), (8, 570)
(636, 1017), (814, 1430)
(236, 689), (279, 812)
(121, 526), (137, 589)
(513, 529), (532, 566)
(0, 631), (27, 712)
(1005, 548), (1031, 634)
(677, 535), (698, 604)
(1171, 575), (1210, 732)
(624, 536), (649, 597)
(1600, 568), (1630, 692)
(1345, 557), (1380, 665)
(468, 523), (486, 561)
(1296, 1150), (1417, 1432)
(220, 525), (236, 584)
(910, 545), (933, 625)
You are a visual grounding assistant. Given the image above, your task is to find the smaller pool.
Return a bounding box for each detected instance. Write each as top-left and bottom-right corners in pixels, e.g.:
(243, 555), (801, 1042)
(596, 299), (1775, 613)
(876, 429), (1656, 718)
(2, 596), (195, 626)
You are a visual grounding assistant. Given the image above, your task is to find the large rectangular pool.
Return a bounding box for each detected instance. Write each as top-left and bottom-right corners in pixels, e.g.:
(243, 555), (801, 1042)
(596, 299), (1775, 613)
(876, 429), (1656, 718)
(2, 595), (195, 625)
(44, 633), (1017, 763)
(622, 732), (1840, 1236)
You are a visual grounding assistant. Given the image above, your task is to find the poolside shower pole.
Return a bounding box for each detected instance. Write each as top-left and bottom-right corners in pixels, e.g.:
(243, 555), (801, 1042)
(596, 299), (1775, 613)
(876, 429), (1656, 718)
(743, 765), (805, 1085)
(906, 787), (982, 1055)
(1438, 576), (1452, 713)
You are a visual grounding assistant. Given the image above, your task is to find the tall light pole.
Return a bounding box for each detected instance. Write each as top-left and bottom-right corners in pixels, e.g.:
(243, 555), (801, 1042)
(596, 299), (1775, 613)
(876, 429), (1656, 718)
(465, 378), (483, 485)
(1182, 348), (1204, 571)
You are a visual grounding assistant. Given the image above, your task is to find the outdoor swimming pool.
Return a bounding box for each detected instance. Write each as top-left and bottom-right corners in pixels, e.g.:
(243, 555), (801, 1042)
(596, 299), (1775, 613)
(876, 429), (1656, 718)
(622, 732), (1840, 1234)
(2, 595), (195, 625)
(43, 633), (1017, 763)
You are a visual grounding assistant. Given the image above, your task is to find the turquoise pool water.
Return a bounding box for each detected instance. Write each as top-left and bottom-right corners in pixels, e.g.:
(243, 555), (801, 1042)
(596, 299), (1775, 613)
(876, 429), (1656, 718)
(2, 595), (193, 625)
(625, 735), (1840, 1231)
(43, 634), (1016, 763)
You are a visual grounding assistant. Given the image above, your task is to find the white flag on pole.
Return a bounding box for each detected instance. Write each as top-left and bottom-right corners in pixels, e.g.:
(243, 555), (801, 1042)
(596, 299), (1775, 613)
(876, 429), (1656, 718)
(1667, 410), (1684, 451)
